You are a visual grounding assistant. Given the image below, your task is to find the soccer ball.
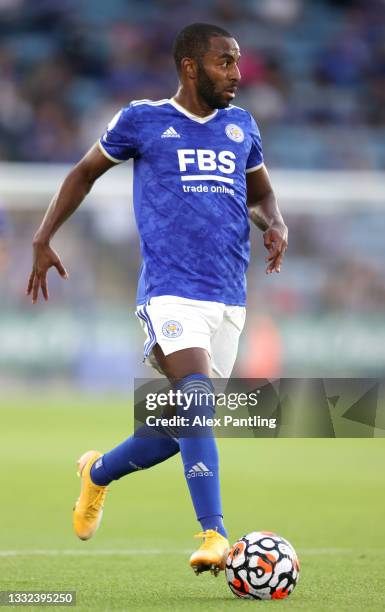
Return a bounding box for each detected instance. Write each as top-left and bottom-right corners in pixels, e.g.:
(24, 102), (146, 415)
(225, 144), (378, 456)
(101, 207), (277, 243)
(225, 531), (300, 600)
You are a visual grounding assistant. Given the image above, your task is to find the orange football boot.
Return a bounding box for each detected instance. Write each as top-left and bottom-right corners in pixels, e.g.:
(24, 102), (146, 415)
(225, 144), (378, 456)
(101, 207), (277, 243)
(190, 530), (230, 576)
(73, 450), (108, 541)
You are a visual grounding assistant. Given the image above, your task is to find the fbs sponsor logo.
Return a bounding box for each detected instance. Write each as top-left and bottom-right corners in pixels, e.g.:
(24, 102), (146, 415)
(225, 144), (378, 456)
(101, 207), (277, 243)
(161, 126), (180, 138)
(177, 148), (235, 176)
(187, 462), (213, 478)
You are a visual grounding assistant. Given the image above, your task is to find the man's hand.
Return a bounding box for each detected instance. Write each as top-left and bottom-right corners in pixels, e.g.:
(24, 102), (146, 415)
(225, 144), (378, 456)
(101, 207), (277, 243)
(26, 241), (68, 304)
(263, 222), (288, 274)
(26, 144), (116, 305)
(246, 166), (288, 274)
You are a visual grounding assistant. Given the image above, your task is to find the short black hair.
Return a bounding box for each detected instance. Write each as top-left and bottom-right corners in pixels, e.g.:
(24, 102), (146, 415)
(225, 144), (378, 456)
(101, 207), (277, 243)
(173, 23), (232, 74)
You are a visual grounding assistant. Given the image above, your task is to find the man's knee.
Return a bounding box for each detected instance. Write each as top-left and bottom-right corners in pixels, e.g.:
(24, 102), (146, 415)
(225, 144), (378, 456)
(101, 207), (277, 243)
(152, 344), (212, 381)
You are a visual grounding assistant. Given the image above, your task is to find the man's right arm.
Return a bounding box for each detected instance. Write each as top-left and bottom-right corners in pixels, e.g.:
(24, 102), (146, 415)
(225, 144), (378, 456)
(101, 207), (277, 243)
(27, 143), (117, 303)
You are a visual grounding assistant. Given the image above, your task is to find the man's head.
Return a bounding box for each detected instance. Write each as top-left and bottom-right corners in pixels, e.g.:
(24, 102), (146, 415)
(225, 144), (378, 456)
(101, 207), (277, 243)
(172, 23), (241, 109)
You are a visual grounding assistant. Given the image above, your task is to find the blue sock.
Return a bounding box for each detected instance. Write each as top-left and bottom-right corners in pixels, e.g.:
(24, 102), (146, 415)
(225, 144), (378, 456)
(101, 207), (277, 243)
(176, 374), (227, 538)
(200, 514), (226, 536)
(90, 424), (179, 486)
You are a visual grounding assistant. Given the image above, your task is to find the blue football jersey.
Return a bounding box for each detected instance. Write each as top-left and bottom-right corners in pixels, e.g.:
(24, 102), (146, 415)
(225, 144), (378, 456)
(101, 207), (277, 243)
(99, 98), (264, 306)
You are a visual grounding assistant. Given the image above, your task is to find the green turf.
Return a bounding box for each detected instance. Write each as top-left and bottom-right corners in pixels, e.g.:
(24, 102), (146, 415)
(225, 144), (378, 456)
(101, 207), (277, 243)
(1, 394), (384, 611)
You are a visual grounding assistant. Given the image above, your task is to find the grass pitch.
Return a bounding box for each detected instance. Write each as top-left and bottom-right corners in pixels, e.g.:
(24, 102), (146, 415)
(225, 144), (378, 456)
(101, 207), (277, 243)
(1, 394), (384, 611)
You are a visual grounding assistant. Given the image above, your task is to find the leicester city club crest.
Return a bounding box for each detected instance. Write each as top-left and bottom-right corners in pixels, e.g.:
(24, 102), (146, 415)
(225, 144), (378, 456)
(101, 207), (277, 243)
(162, 320), (183, 338)
(225, 124), (244, 143)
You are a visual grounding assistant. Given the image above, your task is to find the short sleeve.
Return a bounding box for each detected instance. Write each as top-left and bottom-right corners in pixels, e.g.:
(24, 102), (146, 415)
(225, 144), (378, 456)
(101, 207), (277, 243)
(246, 114), (264, 173)
(98, 105), (139, 163)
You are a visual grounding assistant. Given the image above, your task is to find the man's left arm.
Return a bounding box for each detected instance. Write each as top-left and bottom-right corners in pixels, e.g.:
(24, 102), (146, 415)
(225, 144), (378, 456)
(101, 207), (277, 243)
(246, 165), (288, 274)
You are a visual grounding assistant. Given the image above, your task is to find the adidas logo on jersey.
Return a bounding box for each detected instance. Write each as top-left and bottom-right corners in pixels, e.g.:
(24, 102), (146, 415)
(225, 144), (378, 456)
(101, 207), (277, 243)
(161, 126), (180, 138)
(186, 462), (213, 478)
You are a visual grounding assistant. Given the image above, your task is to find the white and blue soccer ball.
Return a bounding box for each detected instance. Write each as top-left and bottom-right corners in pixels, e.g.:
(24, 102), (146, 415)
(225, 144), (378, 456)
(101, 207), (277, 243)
(225, 531), (300, 600)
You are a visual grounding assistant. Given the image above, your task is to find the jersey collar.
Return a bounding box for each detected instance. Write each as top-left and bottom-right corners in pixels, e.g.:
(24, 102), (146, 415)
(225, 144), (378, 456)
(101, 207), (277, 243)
(169, 98), (218, 124)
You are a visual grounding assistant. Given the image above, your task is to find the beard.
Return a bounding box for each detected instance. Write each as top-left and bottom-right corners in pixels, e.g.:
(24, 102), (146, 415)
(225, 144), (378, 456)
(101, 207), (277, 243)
(196, 62), (229, 109)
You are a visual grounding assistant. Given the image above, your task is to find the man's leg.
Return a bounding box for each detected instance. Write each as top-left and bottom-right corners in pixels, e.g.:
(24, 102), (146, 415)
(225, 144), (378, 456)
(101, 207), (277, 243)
(81, 342), (212, 489)
(210, 305), (246, 378)
(72, 344), (219, 542)
(89, 301), (244, 488)
(72, 419), (180, 540)
(73, 297), (231, 559)
(152, 344), (229, 575)
(89, 424), (179, 485)
(73, 345), (180, 540)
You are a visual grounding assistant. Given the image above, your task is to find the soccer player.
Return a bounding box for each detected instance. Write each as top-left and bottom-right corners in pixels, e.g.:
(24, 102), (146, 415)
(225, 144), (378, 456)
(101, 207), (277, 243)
(27, 23), (287, 576)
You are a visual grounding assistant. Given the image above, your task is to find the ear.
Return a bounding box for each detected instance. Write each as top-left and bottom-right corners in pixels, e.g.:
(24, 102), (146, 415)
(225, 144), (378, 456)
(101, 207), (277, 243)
(180, 57), (198, 80)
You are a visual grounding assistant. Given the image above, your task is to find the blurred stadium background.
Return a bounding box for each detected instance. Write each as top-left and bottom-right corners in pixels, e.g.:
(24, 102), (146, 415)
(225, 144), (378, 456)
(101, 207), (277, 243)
(1, 0), (385, 391)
